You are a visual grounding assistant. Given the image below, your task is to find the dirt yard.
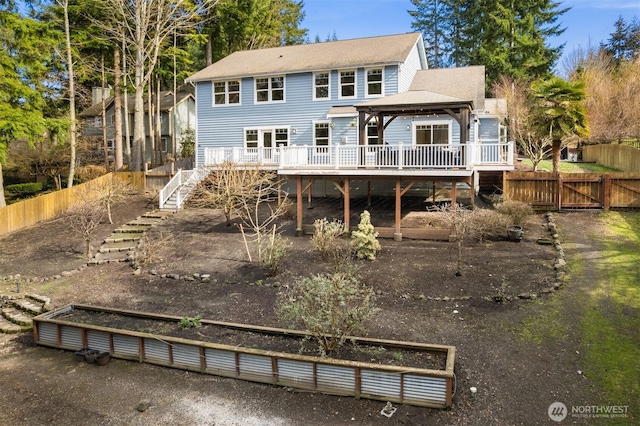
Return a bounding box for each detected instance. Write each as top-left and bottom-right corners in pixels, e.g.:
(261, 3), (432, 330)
(0, 192), (630, 425)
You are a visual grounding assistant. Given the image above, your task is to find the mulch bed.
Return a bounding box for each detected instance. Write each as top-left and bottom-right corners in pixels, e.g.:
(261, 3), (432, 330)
(62, 309), (447, 371)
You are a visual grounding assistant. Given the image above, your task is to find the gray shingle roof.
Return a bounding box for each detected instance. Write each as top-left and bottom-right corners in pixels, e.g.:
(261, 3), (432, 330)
(355, 66), (486, 111)
(79, 92), (194, 118)
(186, 33), (424, 82)
(409, 66), (486, 110)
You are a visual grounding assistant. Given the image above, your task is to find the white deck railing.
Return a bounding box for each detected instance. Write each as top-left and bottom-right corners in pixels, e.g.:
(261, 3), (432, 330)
(203, 142), (513, 171)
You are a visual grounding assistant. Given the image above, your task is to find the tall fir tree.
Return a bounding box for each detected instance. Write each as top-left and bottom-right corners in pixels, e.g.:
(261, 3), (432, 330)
(409, 0), (567, 88)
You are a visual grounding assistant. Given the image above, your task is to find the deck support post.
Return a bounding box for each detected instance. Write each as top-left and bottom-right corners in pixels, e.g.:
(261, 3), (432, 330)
(395, 180), (402, 241)
(367, 181), (372, 208)
(451, 180), (457, 209)
(344, 178), (351, 231)
(296, 176), (303, 236)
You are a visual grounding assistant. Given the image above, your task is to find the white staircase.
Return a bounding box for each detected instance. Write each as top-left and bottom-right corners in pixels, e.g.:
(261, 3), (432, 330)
(159, 167), (210, 211)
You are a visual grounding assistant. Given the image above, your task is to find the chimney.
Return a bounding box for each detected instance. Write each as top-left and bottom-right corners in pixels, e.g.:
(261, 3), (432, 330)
(92, 87), (112, 105)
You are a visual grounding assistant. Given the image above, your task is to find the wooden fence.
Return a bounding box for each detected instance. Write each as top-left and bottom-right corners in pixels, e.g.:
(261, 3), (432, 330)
(582, 144), (640, 172)
(504, 172), (640, 210)
(0, 172), (145, 237)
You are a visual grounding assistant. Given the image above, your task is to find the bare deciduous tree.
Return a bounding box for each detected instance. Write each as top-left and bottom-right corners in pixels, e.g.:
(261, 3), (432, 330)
(434, 203), (475, 277)
(95, 176), (135, 224)
(102, 0), (217, 171)
(493, 75), (552, 171)
(65, 195), (106, 257)
(57, 0), (78, 188)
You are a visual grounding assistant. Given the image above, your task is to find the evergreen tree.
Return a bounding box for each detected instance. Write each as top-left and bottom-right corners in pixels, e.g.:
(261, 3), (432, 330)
(409, 0), (452, 68)
(603, 15), (640, 64)
(0, 8), (61, 206)
(409, 0), (567, 87)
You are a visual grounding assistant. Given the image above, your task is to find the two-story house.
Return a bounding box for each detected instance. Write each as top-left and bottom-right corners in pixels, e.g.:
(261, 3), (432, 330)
(79, 91), (195, 167)
(166, 33), (513, 239)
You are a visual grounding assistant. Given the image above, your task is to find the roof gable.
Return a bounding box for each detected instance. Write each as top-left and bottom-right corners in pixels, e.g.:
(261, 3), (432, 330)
(187, 33), (424, 82)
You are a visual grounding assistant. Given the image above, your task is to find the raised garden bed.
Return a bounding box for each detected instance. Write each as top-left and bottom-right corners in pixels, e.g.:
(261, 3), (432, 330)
(33, 304), (456, 408)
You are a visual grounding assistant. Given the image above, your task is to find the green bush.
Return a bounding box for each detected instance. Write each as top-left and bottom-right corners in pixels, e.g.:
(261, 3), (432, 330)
(276, 272), (378, 355)
(350, 211), (381, 261)
(6, 182), (43, 196)
(178, 315), (202, 330)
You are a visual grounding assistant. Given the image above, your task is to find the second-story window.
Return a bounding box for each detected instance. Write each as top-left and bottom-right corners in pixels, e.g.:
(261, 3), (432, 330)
(314, 72), (330, 100)
(366, 68), (383, 96)
(214, 80), (240, 105)
(255, 76), (285, 103)
(339, 70), (356, 98)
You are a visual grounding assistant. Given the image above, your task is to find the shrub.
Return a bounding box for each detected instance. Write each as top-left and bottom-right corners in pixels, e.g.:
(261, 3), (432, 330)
(468, 209), (511, 242)
(178, 315), (202, 330)
(131, 232), (171, 271)
(258, 228), (289, 275)
(311, 218), (347, 260)
(495, 200), (534, 227)
(350, 211), (381, 261)
(6, 182), (43, 196)
(276, 272), (378, 355)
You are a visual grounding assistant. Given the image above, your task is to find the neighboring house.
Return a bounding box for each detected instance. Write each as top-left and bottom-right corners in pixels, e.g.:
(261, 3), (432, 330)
(79, 91), (196, 166)
(164, 33), (513, 238)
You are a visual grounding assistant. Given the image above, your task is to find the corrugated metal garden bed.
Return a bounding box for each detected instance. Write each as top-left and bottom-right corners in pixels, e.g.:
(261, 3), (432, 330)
(33, 304), (456, 408)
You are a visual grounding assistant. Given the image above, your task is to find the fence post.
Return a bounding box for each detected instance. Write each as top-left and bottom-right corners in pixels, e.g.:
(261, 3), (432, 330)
(557, 173), (562, 211)
(603, 174), (611, 212)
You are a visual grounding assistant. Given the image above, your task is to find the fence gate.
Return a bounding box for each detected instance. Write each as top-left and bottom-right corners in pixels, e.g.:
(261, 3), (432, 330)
(504, 172), (640, 210)
(559, 175), (604, 209)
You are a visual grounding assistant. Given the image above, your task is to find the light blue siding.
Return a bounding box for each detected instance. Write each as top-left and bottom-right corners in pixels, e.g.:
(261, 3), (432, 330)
(196, 65), (403, 163)
(399, 43), (426, 92)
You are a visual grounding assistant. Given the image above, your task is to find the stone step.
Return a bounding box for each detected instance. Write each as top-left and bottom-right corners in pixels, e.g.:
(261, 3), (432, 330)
(89, 250), (129, 265)
(99, 241), (138, 253)
(142, 211), (173, 219)
(129, 217), (162, 226)
(2, 308), (33, 328)
(12, 299), (43, 315)
(26, 294), (51, 306)
(0, 315), (22, 334)
(105, 232), (144, 243)
(115, 224), (154, 233)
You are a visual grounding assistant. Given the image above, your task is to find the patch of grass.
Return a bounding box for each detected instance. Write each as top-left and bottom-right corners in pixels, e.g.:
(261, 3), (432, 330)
(517, 295), (567, 345)
(581, 212), (640, 411)
(520, 159), (620, 173)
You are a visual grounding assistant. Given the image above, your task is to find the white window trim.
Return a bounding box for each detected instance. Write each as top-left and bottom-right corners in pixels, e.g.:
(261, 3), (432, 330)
(365, 67), (385, 98)
(254, 75), (286, 104)
(313, 120), (332, 152)
(412, 120), (453, 146)
(212, 80), (242, 107)
(338, 69), (357, 99)
(243, 126), (291, 148)
(313, 71), (331, 101)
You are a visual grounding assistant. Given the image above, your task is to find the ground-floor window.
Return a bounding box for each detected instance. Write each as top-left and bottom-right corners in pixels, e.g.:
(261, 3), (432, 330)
(314, 122), (330, 147)
(367, 122), (379, 145)
(415, 122), (450, 145)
